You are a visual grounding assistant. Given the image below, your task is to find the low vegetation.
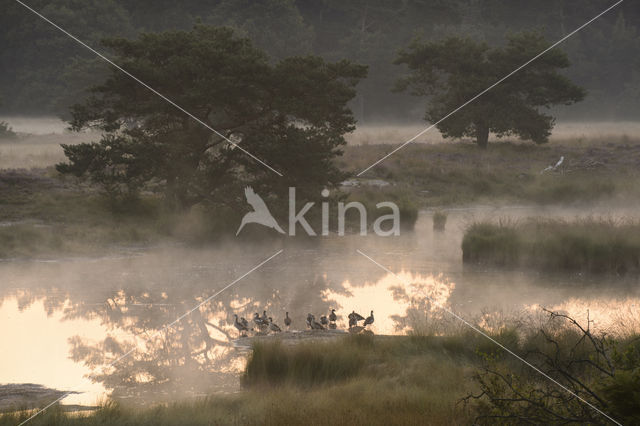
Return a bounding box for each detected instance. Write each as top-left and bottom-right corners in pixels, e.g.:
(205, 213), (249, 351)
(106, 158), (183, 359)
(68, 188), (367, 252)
(341, 138), (640, 207)
(462, 218), (640, 274)
(1, 334), (482, 425)
(1, 136), (639, 258)
(0, 121), (16, 140)
(432, 210), (447, 231)
(4, 313), (639, 425)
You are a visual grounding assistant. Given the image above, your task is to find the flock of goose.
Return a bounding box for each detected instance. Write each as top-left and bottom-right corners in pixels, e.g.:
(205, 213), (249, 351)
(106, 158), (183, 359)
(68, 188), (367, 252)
(233, 309), (374, 337)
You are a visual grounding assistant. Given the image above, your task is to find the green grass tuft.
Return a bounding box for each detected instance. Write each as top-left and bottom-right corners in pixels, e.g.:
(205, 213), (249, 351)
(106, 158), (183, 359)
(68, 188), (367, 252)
(462, 218), (640, 274)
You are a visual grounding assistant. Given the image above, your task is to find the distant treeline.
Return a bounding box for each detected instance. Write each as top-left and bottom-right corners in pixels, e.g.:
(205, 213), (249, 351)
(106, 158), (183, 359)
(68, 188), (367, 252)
(1, 0), (638, 121)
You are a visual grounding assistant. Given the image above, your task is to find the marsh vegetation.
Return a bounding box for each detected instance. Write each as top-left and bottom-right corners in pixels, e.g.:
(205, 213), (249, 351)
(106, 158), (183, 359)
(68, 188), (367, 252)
(462, 218), (640, 274)
(4, 312), (639, 425)
(2, 0), (640, 424)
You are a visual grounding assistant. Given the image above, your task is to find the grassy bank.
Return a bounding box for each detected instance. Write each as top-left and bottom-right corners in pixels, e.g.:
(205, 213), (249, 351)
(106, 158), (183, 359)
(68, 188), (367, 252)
(462, 218), (640, 274)
(2, 334), (488, 425)
(341, 138), (640, 206)
(0, 167), (419, 258)
(2, 136), (640, 258)
(3, 327), (638, 425)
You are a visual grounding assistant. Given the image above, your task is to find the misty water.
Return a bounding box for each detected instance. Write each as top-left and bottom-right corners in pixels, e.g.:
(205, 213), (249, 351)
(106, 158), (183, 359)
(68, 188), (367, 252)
(2, 204), (640, 408)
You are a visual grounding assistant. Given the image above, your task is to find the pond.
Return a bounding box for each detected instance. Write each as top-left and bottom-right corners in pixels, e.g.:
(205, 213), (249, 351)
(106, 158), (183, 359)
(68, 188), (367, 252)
(1, 204), (639, 408)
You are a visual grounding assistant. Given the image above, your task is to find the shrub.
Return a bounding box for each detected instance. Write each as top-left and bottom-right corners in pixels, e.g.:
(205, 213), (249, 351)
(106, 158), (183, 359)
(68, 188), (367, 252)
(0, 121), (17, 139)
(462, 222), (521, 266)
(462, 218), (640, 274)
(432, 210), (447, 231)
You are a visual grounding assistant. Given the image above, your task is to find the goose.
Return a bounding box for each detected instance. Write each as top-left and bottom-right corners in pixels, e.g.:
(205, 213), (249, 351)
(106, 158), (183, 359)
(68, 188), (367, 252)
(284, 312), (292, 328)
(311, 318), (325, 330)
(269, 317), (282, 333)
(306, 313), (314, 329)
(350, 311), (365, 322)
(329, 309), (337, 323)
(363, 311), (374, 327)
(240, 316), (249, 329)
(320, 315), (328, 326)
(348, 316), (357, 328)
(253, 312), (262, 328)
(261, 310), (268, 324)
(234, 314), (249, 337)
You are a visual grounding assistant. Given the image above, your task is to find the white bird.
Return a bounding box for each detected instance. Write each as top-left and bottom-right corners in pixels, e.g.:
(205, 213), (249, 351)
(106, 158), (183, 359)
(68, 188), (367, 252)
(236, 187), (285, 235)
(541, 156), (564, 174)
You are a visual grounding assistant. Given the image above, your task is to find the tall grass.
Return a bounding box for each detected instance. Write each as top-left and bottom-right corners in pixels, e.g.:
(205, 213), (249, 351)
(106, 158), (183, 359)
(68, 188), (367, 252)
(462, 218), (640, 274)
(4, 326), (636, 425)
(242, 339), (365, 387)
(2, 334), (480, 425)
(432, 209), (447, 231)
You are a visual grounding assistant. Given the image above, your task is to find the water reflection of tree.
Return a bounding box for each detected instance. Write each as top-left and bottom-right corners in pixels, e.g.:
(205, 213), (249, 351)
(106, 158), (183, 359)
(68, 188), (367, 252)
(67, 289), (243, 403)
(60, 274), (358, 403)
(387, 274), (456, 335)
(0, 249), (390, 403)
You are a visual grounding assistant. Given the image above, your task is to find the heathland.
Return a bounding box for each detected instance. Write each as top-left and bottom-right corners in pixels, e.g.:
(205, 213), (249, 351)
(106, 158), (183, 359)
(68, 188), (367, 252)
(2, 132), (640, 259)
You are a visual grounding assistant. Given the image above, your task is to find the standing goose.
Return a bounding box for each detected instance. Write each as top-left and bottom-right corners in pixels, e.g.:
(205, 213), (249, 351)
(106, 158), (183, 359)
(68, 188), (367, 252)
(348, 316), (357, 328)
(329, 309), (337, 323)
(284, 312), (292, 329)
(253, 313), (262, 328)
(268, 317), (282, 333)
(240, 316), (249, 329)
(311, 318), (326, 330)
(306, 313), (314, 329)
(254, 312), (267, 332)
(363, 311), (374, 327)
(261, 310), (268, 325)
(234, 314), (249, 337)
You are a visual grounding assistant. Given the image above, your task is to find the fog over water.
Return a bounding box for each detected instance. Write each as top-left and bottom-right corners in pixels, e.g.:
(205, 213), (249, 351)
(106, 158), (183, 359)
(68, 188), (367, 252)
(2, 205), (640, 406)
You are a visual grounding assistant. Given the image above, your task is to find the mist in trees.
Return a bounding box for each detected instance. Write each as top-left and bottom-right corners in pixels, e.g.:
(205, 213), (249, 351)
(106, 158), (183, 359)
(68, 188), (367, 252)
(2, 0), (639, 121)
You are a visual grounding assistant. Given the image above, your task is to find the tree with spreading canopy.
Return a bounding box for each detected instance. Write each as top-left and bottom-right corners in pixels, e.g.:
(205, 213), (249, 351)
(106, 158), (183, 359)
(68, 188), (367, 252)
(57, 25), (366, 217)
(394, 32), (586, 148)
